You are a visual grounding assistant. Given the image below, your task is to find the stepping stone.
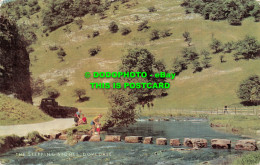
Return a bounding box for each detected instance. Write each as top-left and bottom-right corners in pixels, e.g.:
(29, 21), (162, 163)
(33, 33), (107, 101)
(170, 139), (181, 146)
(125, 136), (143, 143)
(80, 135), (91, 142)
(184, 138), (207, 148)
(89, 135), (101, 142)
(104, 135), (121, 142)
(235, 139), (258, 151)
(211, 139), (231, 149)
(156, 138), (167, 145)
(143, 137), (153, 144)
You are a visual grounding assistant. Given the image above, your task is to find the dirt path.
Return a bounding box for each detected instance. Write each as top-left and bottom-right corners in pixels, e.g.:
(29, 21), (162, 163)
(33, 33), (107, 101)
(0, 119), (75, 136)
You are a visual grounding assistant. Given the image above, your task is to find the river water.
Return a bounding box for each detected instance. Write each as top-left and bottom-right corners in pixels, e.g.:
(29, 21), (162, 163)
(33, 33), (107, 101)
(0, 118), (248, 165)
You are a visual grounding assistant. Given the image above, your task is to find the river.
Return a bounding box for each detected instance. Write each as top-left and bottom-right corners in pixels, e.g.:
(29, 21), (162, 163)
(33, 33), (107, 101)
(0, 117), (248, 165)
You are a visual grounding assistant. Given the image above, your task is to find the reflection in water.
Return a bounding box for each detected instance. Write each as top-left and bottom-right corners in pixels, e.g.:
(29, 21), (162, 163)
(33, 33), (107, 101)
(0, 118), (245, 165)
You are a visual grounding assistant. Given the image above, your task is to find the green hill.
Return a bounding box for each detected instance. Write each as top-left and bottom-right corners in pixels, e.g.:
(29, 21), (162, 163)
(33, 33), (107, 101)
(2, 0), (259, 115)
(0, 93), (53, 125)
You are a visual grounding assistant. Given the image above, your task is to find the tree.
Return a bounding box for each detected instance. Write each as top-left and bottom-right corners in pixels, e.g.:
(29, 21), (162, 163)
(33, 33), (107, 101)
(137, 20), (149, 31)
(148, 6), (157, 12)
(223, 41), (234, 53)
(108, 21), (119, 33)
(192, 60), (203, 73)
(235, 36), (260, 59)
(182, 47), (199, 61)
(57, 47), (67, 61)
(182, 31), (190, 41)
(220, 55), (225, 63)
(210, 38), (222, 53)
(74, 88), (86, 100)
(0, 15), (32, 103)
(45, 87), (60, 99)
(160, 29), (172, 38)
(88, 46), (101, 56)
(57, 77), (69, 86)
(92, 30), (100, 37)
(237, 75), (260, 105)
(31, 77), (45, 96)
(172, 57), (188, 75)
(201, 50), (211, 68)
(150, 29), (160, 41)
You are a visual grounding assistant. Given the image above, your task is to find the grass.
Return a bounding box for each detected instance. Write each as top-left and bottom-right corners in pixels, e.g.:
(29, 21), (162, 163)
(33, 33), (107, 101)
(233, 151), (260, 165)
(0, 93), (53, 125)
(22, 0), (259, 111)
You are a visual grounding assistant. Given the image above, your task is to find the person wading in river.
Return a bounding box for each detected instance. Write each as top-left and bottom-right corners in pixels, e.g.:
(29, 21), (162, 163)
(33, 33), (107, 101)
(88, 114), (102, 135)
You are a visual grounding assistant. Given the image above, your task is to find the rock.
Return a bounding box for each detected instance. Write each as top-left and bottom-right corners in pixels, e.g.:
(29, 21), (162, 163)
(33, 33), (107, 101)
(184, 138), (207, 148)
(148, 118), (154, 121)
(80, 135), (91, 142)
(104, 135), (121, 142)
(89, 135), (101, 142)
(143, 137), (153, 144)
(73, 134), (83, 141)
(50, 132), (62, 139)
(210, 123), (224, 127)
(211, 139), (231, 149)
(156, 138), (167, 145)
(163, 118), (170, 121)
(44, 135), (50, 139)
(232, 128), (239, 133)
(125, 136), (143, 143)
(59, 134), (67, 140)
(170, 139), (181, 146)
(235, 139), (258, 151)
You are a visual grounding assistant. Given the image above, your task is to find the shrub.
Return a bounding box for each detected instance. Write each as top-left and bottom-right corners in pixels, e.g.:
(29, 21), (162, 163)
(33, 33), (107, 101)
(49, 45), (59, 51)
(74, 88), (86, 100)
(137, 20), (149, 31)
(121, 27), (131, 35)
(148, 6), (157, 12)
(57, 47), (67, 62)
(150, 29), (160, 41)
(57, 77), (69, 86)
(92, 30), (100, 37)
(45, 87), (60, 99)
(160, 29), (172, 38)
(31, 77), (45, 96)
(88, 46), (101, 56)
(108, 21), (119, 33)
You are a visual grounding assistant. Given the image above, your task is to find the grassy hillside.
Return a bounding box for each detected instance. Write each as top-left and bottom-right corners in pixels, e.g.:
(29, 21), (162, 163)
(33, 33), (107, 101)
(0, 93), (53, 125)
(10, 0), (259, 113)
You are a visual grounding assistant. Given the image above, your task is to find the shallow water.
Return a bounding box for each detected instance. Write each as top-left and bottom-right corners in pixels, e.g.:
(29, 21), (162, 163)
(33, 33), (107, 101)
(0, 118), (247, 165)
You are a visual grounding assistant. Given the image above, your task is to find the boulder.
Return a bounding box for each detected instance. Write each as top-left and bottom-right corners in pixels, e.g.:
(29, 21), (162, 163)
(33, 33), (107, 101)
(170, 139), (181, 146)
(148, 118), (154, 121)
(156, 138), (167, 145)
(58, 134), (67, 140)
(211, 139), (231, 149)
(125, 136), (143, 143)
(80, 135), (91, 142)
(235, 139), (258, 151)
(143, 137), (153, 144)
(89, 135), (101, 142)
(73, 134), (83, 141)
(104, 135), (121, 142)
(184, 138), (207, 148)
(163, 118), (170, 121)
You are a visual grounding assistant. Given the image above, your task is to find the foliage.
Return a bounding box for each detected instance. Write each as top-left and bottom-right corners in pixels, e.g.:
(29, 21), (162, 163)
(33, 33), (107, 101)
(182, 31), (190, 41)
(181, 0), (260, 25)
(172, 57), (188, 75)
(74, 88), (86, 100)
(235, 36), (260, 59)
(237, 75), (260, 105)
(92, 30), (100, 37)
(45, 87), (60, 99)
(74, 18), (84, 30)
(57, 77), (69, 86)
(220, 55), (225, 63)
(192, 60), (202, 73)
(210, 38), (222, 53)
(88, 46), (101, 56)
(160, 29), (172, 38)
(233, 151), (260, 165)
(150, 29), (160, 41)
(42, 0), (104, 31)
(31, 77), (45, 96)
(49, 45), (59, 51)
(0, 14), (32, 103)
(148, 6), (157, 12)
(201, 50), (212, 68)
(121, 27), (132, 35)
(57, 47), (67, 62)
(137, 20), (149, 31)
(181, 47), (199, 61)
(108, 21), (119, 33)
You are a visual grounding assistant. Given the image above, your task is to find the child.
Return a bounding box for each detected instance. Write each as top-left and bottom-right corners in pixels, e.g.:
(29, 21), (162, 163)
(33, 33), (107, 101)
(96, 123), (101, 135)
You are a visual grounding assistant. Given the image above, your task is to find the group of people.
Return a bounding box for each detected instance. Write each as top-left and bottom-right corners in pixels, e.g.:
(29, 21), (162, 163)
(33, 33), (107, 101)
(74, 110), (102, 135)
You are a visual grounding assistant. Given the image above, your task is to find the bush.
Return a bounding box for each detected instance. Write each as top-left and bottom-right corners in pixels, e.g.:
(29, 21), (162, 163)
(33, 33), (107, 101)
(160, 29), (172, 38)
(57, 77), (69, 86)
(137, 20), (149, 31)
(150, 29), (160, 41)
(49, 45), (59, 51)
(88, 46), (101, 56)
(209, 38), (222, 53)
(92, 30), (100, 37)
(57, 47), (67, 62)
(237, 75), (260, 105)
(74, 88), (86, 100)
(148, 6), (157, 12)
(108, 21), (119, 33)
(45, 87), (60, 99)
(121, 27), (131, 35)
(31, 77), (45, 96)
